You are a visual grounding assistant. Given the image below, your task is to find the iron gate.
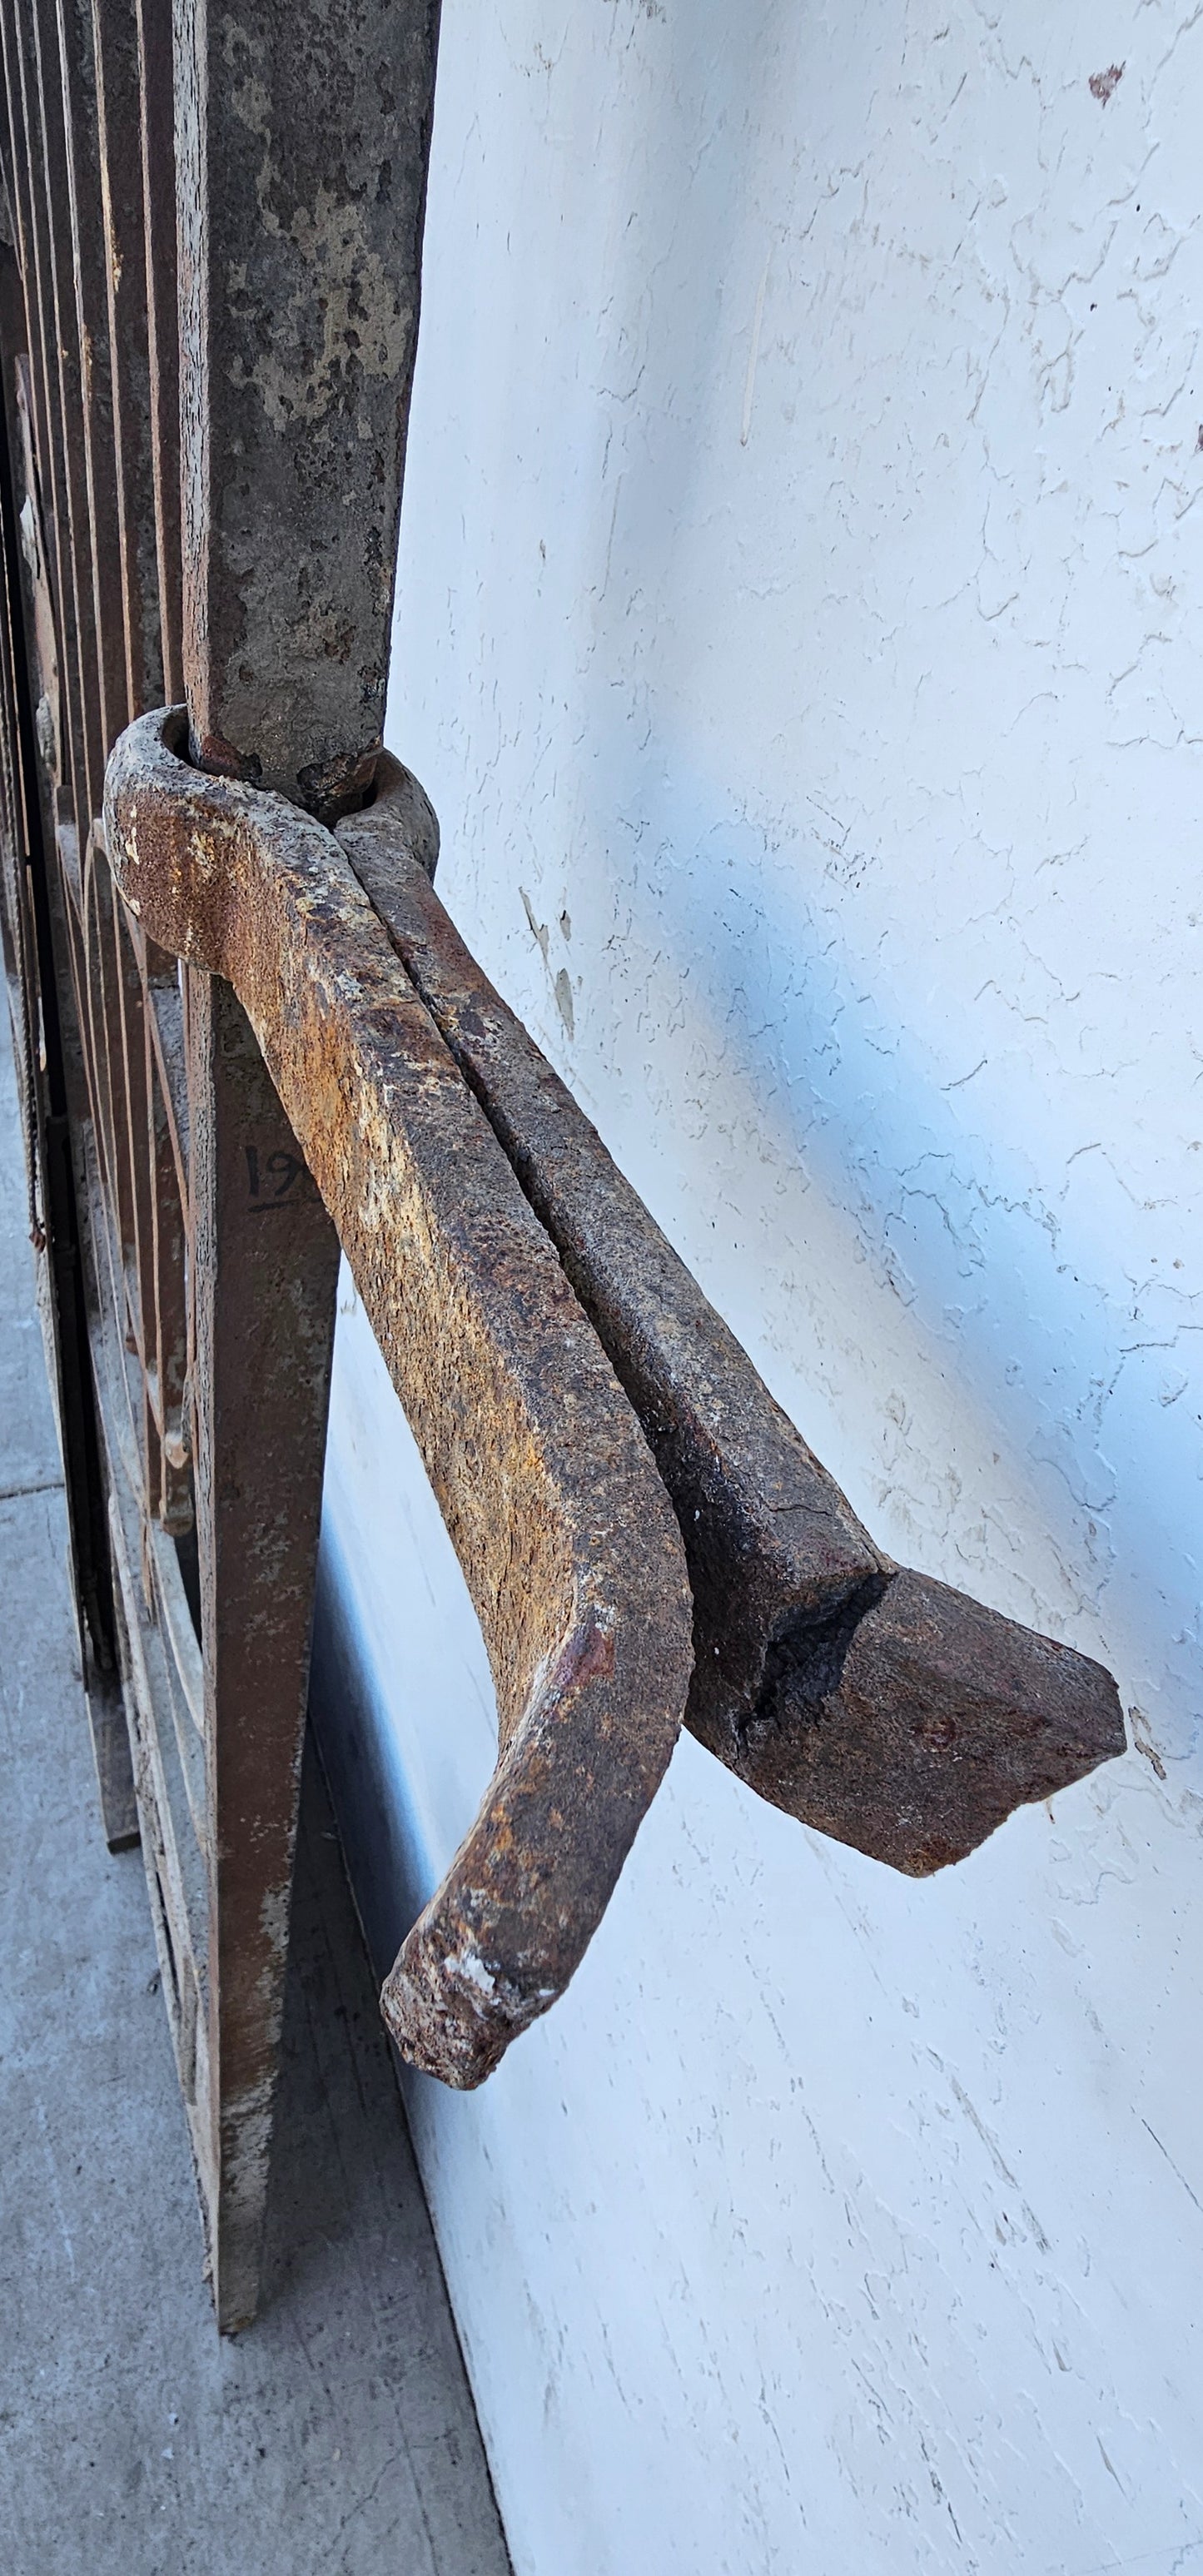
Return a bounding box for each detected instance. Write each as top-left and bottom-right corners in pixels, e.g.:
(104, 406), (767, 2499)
(0, 0), (1125, 2335)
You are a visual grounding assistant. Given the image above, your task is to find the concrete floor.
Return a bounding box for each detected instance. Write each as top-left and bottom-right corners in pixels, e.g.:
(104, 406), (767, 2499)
(0, 1015), (512, 2575)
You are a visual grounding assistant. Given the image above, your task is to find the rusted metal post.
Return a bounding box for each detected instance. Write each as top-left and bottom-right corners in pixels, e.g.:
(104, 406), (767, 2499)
(130, 0), (184, 701)
(186, 972), (340, 2321)
(52, 0), (128, 744)
(173, 0), (440, 813)
(170, 0), (440, 2325)
(0, 233), (132, 1842)
(0, 0), (99, 836)
(90, 0), (164, 719)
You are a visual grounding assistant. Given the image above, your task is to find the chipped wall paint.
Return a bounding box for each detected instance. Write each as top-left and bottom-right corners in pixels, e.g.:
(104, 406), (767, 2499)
(311, 4), (1203, 2569)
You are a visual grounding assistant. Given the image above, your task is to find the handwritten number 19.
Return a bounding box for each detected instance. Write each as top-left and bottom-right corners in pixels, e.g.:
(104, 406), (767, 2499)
(245, 1145), (302, 1212)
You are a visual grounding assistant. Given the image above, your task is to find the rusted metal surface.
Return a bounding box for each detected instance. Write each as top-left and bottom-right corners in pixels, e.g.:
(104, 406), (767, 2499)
(132, 0), (182, 703)
(340, 767), (1126, 1874)
(2, 0), (461, 2335)
(105, 704), (694, 2088)
(184, 966), (341, 2324)
(52, 0), (129, 745)
(163, 0), (442, 2320)
(172, 0), (440, 817)
(0, 0), (95, 833)
(90, 0), (163, 717)
(2, 0), (220, 2243)
(0, 240), (132, 1841)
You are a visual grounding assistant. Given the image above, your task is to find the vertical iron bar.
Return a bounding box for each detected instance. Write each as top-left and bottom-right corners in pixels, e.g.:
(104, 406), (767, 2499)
(22, 0), (109, 820)
(186, 975), (339, 2327)
(53, 0), (129, 745)
(132, 0), (182, 702)
(90, 0), (164, 718)
(169, 0), (440, 2328)
(173, 0), (441, 813)
(0, 232), (133, 1844)
(0, 0), (90, 841)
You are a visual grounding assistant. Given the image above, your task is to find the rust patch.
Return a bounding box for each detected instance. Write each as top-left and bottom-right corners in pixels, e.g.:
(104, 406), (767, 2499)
(172, 0), (441, 815)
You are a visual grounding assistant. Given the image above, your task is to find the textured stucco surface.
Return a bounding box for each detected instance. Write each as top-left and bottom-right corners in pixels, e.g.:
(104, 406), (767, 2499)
(315, 4), (1203, 2569)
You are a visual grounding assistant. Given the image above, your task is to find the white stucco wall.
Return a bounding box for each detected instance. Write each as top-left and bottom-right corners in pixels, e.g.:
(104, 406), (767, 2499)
(311, 6), (1203, 2569)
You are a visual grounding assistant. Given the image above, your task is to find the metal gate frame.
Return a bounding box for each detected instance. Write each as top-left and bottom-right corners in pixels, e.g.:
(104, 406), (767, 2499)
(0, 0), (1125, 2335)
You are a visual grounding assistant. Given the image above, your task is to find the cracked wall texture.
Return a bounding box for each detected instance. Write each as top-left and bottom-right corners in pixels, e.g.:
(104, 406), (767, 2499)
(312, 3), (1203, 2570)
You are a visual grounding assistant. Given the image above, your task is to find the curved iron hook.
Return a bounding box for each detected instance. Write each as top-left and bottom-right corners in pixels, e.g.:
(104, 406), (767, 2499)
(104, 708), (693, 2086)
